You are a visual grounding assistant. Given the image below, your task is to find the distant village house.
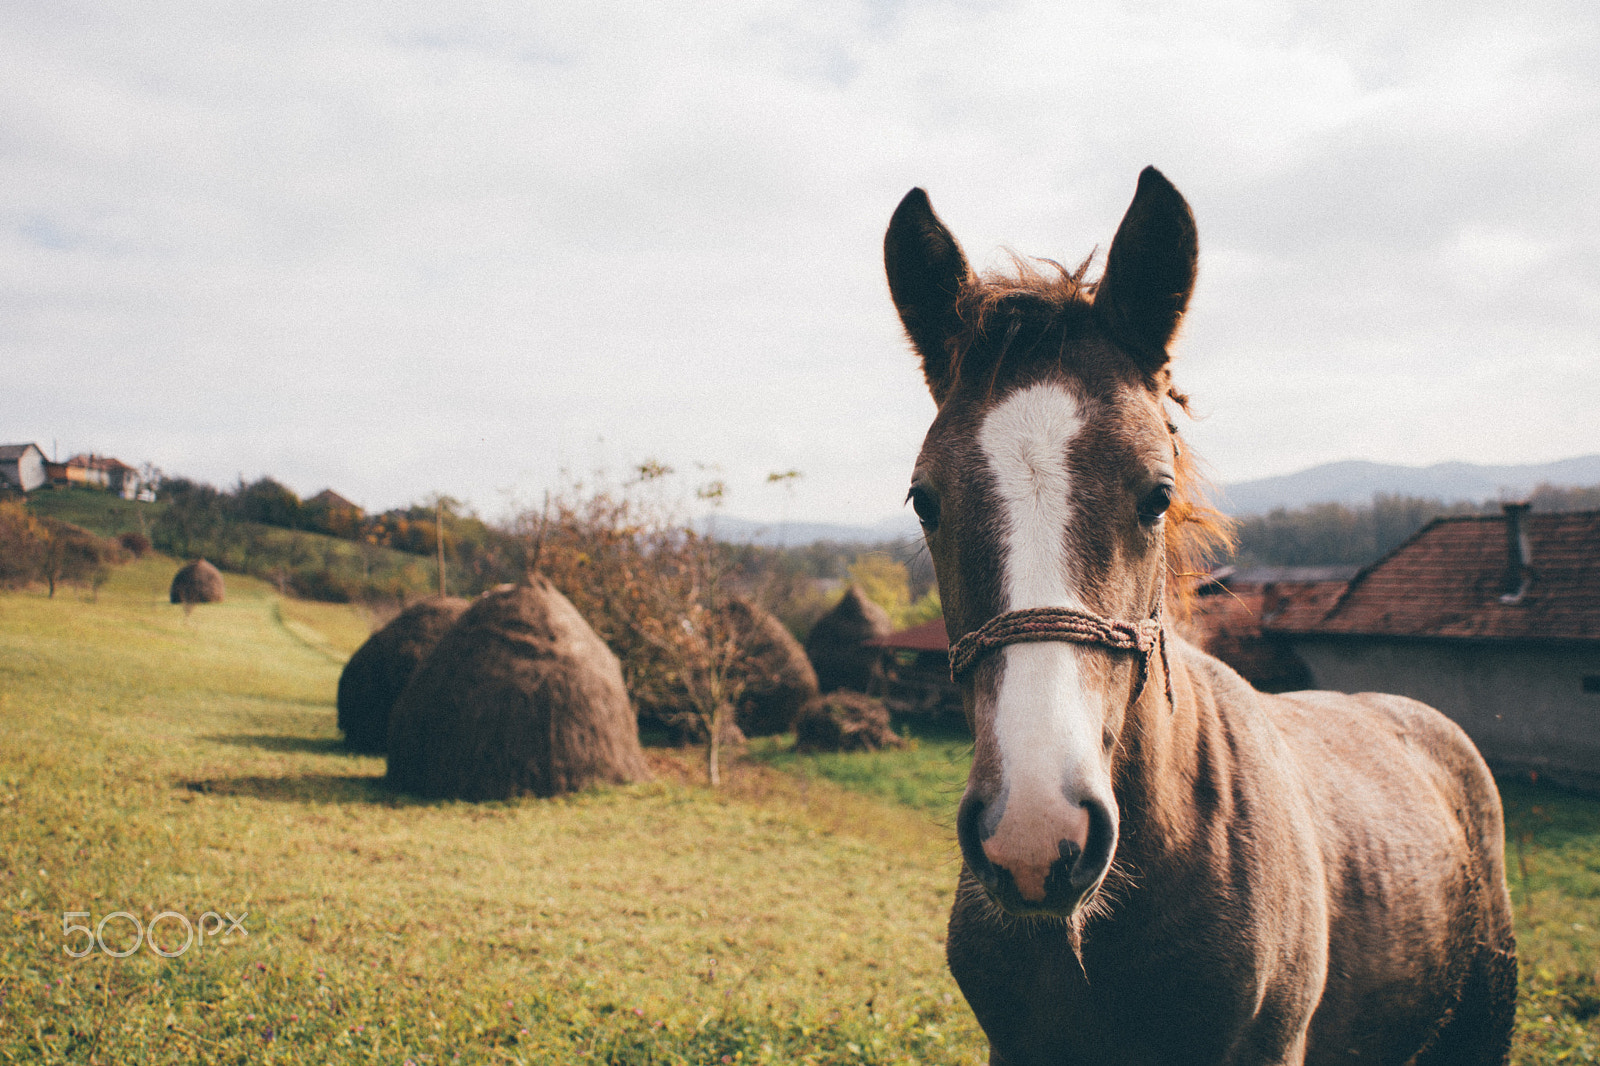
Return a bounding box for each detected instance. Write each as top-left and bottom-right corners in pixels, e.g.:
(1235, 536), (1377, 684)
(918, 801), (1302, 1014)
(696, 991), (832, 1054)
(52, 454), (146, 500)
(304, 488), (364, 537)
(1181, 567), (1357, 693)
(867, 619), (962, 719)
(0, 443), (47, 493)
(306, 488), (361, 514)
(1269, 504), (1600, 793)
(0, 444), (148, 500)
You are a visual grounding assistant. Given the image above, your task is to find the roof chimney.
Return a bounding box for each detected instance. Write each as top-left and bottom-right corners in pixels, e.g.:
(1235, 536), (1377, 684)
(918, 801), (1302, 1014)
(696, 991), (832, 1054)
(1500, 502), (1532, 603)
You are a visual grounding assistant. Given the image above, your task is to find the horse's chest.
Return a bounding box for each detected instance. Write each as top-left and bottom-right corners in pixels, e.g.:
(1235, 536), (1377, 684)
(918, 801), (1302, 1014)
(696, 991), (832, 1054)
(947, 872), (1320, 1066)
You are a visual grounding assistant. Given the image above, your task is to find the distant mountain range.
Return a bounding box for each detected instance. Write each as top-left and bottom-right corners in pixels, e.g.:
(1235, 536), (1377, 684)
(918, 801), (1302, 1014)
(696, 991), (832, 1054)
(713, 455), (1600, 545)
(1214, 455), (1600, 515)
(707, 514), (922, 547)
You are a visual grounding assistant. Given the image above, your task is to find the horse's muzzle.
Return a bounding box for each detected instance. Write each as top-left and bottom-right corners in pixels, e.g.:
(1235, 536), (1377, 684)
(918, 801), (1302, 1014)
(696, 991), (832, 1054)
(957, 790), (1116, 916)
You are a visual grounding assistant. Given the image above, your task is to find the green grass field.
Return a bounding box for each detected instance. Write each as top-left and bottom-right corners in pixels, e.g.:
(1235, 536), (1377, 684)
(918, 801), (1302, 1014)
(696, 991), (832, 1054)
(2, 555), (1598, 1063)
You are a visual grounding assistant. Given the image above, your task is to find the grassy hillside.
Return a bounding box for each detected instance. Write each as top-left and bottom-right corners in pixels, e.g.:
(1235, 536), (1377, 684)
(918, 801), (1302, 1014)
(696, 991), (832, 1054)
(0, 556), (983, 1064)
(20, 486), (166, 537)
(1, 553), (1597, 1062)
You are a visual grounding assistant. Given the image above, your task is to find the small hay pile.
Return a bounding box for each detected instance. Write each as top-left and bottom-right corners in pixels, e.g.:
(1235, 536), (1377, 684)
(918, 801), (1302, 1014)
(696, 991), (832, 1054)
(336, 596), (470, 754)
(805, 585), (892, 692)
(385, 577), (650, 800)
(170, 559), (225, 604)
(723, 597), (819, 736)
(118, 531), (152, 558)
(794, 691), (905, 753)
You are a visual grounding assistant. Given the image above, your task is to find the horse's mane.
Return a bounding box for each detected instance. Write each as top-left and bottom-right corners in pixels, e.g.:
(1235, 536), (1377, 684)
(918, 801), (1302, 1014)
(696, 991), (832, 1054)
(1163, 411), (1234, 618)
(952, 254), (1235, 617)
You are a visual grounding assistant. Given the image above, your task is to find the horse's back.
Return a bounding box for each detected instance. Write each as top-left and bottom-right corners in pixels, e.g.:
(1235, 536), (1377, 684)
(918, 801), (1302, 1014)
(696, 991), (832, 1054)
(1260, 685), (1516, 1064)
(1268, 687), (1503, 839)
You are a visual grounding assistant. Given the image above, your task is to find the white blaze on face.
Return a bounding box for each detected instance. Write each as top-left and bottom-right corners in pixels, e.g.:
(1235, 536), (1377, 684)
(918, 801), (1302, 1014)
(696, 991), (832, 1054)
(976, 382), (1102, 898)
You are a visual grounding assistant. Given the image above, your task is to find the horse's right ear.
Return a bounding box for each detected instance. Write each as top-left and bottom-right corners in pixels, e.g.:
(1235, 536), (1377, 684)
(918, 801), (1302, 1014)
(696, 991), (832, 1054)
(885, 188), (971, 404)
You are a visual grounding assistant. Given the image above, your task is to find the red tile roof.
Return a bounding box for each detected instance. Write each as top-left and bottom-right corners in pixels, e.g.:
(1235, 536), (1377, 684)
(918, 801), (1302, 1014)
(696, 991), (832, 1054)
(307, 489), (361, 512)
(868, 619), (950, 653)
(1270, 510), (1600, 644)
(1184, 580), (1345, 692)
(65, 453), (135, 473)
(1259, 579), (1349, 632)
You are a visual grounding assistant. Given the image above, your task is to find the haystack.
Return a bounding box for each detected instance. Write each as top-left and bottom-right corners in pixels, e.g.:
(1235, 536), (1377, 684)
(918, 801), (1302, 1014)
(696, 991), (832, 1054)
(805, 585), (892, 692)
(722, 597), (819, 736)
(385, 578), (650, 800)
(794, 691), (905, 753)
(170, 559), (225, 604)
(337, 596), (470, 753)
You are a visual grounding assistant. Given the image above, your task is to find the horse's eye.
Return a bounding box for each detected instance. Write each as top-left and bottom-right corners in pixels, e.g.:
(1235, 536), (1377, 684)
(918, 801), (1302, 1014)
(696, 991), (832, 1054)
(907, 484), (941, 532)
(1138, 483), (1174, 524)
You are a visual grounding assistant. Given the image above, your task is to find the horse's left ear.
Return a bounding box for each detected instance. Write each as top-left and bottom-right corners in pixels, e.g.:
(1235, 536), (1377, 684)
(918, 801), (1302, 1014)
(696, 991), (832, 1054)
(1094, 167), (1198, 375)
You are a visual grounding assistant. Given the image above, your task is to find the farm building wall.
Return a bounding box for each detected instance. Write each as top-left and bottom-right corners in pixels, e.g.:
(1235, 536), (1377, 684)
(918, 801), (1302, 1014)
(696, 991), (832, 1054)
(1290, 637), (1600, 792)
(0, 445), (46, 492)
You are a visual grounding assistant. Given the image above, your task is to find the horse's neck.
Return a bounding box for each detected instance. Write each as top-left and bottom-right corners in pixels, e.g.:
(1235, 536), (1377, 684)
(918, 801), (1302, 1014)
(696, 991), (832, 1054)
(1113, 635), (1244, 870)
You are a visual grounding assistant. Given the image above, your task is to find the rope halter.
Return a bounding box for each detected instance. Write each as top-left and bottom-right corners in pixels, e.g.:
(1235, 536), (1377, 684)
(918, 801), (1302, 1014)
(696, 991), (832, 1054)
(947, 576), (1174, 707)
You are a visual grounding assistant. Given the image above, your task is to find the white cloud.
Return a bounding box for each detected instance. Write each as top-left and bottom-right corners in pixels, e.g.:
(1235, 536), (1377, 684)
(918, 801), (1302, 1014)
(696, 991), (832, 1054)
(1, 0), (1596, 524)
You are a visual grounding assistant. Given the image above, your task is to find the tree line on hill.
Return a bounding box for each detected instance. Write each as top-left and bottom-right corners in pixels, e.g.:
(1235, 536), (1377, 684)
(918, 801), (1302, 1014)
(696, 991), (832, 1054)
(32, 463), (1593, 624)
(134, 470), (937, 644)
(151, 475), (515, 602)
(1228, 482), (1600, 567)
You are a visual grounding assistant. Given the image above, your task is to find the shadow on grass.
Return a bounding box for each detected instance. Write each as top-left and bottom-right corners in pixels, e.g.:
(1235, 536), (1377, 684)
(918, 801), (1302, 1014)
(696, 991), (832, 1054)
(203, 733), (350, 755)
(181, 773), (410, 805)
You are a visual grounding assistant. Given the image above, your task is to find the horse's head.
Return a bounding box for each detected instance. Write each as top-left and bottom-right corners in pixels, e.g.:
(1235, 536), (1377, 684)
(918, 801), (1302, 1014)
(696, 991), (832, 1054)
(886, 167), (1207, 918)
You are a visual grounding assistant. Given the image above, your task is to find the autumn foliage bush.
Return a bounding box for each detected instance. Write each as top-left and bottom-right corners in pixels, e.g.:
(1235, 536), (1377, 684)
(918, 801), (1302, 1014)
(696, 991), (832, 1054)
(0, 501), (123, 595)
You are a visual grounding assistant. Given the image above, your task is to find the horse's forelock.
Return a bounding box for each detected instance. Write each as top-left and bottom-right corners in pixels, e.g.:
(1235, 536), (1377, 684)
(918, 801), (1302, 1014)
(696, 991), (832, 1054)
(944, 254), (1234, 620)
(945, 253), (1098, 396)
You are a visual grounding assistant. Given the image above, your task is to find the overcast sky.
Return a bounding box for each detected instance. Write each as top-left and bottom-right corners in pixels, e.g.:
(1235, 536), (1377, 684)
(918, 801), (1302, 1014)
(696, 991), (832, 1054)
(3, 0), (1596, 526)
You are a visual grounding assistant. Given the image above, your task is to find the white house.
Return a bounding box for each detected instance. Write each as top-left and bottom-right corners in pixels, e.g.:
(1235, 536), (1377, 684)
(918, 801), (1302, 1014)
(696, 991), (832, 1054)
(0, 443), (47, 493)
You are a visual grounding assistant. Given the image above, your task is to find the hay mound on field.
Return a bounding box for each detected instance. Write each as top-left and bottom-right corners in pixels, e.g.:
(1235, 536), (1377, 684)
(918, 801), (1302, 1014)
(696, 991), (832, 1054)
(118, 531), (152, 558)
(385, 577), (650, 800)
(805, 585), (892, 693)
(170, 559), (225, 604)
(794, 691), (904, 753)
(723, 597), (818, 736)
(337, 596), (470, 754)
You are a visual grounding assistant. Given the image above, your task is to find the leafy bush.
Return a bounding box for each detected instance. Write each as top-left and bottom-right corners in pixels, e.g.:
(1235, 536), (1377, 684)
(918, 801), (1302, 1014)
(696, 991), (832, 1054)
(0, 502), (123, 595)
(290, 568), (356, 604)
(0, 500), (48, 588)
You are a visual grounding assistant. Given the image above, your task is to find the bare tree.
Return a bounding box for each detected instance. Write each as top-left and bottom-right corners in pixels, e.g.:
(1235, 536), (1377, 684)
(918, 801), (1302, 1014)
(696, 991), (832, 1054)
(517, 464), (760, 786)
(631, 520), (748, 786)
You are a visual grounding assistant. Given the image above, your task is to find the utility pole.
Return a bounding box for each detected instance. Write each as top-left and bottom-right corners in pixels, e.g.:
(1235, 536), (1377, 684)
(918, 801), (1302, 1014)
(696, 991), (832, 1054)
(436, 500), (446, 597)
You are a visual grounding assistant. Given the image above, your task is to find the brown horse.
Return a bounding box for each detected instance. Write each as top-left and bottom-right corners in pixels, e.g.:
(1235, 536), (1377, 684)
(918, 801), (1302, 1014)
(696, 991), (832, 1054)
(884, 168), (1516, 1065)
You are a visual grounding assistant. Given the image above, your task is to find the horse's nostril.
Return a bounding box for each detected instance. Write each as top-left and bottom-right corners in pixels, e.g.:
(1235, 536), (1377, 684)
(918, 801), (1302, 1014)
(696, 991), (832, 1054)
(1073, 799), (1116, 888)
(956, 791), (1003, 890)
